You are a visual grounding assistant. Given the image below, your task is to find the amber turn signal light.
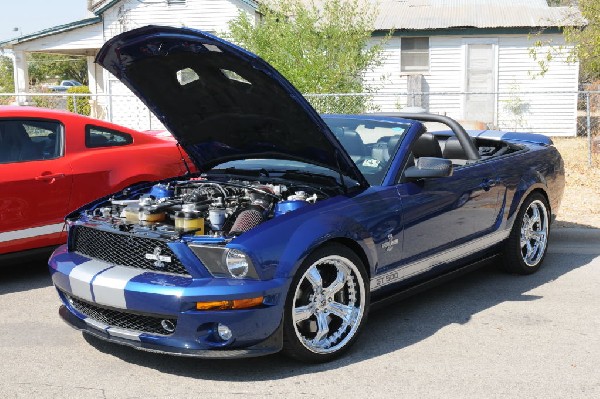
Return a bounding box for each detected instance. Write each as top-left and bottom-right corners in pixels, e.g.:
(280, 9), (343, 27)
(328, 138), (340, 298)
(196, 296), (264, 310)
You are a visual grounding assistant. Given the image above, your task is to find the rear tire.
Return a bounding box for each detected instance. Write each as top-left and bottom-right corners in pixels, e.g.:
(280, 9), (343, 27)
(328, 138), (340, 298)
(282, 244), (369, 363)
(502, 192), (550, 274)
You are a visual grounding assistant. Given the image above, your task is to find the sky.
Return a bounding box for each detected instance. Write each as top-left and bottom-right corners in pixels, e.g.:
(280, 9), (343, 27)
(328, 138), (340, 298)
(0, 0), (90, 43)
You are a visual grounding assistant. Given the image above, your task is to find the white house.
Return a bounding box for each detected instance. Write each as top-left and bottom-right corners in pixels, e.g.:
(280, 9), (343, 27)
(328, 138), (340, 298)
(363, 0), (581, 135)
(0, 0), (258, 129)
(0, 0), (582, 135)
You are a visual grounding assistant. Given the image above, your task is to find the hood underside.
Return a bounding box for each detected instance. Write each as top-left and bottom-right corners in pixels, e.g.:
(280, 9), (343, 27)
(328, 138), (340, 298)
(96, 26), (367, 187)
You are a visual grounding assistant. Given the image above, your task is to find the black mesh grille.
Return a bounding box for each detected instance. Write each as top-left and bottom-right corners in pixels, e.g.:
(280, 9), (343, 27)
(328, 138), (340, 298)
(66, 293), (177, 336)
(71, 226), (189, 276)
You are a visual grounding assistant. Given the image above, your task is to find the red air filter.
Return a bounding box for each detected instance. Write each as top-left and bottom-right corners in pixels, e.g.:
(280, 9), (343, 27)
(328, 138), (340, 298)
(229, 208), (264, 235)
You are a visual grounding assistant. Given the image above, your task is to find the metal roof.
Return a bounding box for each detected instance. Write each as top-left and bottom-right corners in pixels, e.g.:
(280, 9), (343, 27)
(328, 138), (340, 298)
(0, 17), (102, 49)
(370, 0), (583, 30)
(91, 0), (258, 15)
(0, 0), (583, 50)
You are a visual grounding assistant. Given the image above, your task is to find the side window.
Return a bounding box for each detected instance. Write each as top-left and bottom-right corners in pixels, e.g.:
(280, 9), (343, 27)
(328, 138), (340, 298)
(85, 125), (133, 148)
(401, 37), (430, 72)
(0, 119), (63, 164)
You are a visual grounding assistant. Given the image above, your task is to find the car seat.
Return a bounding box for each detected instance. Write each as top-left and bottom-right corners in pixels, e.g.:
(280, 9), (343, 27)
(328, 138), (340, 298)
(341, 128), (365, 159)
(0, 122), (40, 162)
(412, 132), (442, 159)
(442, 136), (475, 166)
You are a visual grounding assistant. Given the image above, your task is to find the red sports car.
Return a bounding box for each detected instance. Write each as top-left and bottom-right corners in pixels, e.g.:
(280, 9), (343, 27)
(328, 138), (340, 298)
(0, 106), (195, 261)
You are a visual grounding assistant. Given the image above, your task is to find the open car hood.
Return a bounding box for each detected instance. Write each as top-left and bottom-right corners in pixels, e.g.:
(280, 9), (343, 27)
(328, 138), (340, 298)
(96, 26), (367, 188)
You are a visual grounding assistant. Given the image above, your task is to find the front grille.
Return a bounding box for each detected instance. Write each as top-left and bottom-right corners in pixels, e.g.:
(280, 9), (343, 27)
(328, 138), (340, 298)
(71, 226), (189, 276)
(66, 293), (177, 336)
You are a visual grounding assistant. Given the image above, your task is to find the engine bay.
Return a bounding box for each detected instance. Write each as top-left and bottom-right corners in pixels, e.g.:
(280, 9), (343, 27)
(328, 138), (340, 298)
(79, 179), (327, 239)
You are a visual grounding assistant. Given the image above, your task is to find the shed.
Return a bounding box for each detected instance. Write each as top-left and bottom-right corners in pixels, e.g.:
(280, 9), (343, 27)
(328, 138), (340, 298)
(363, 0), (583, 135)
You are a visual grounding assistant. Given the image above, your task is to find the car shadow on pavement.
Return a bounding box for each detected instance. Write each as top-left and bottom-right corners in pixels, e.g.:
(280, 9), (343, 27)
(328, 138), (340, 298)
(83, 250), (597, 379)
(0, 259), (52, 295)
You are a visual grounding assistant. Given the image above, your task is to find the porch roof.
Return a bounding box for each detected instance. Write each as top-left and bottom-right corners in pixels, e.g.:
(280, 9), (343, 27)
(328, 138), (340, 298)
(0, 17), (102, 56)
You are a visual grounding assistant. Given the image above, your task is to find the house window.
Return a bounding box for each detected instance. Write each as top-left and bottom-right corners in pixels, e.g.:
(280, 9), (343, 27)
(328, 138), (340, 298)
(85, 125), (133, 148)
(401, 37), (429, 72)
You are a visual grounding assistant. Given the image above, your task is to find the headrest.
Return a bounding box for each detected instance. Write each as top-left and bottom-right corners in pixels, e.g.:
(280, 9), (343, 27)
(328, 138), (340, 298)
(442, 136), (471, 160)
(412, 133), (442, 158)
(388, 135), (402, 153)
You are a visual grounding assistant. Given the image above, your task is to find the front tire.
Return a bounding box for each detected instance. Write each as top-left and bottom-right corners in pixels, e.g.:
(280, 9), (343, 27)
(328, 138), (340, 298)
(282, 244), (369, 363)
(502, 192), (550, 274)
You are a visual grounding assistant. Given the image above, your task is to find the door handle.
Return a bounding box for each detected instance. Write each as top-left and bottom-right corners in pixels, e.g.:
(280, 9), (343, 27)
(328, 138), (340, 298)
(35, 173), (65, 183)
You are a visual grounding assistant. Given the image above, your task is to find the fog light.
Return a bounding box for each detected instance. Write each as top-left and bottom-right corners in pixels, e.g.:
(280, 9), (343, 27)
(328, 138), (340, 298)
(217, 323), (232, 341)
(161, 319), (176, 333)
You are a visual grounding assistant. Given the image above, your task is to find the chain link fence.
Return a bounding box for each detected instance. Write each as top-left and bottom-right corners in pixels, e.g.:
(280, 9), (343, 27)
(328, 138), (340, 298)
(1, 90), (598, 165)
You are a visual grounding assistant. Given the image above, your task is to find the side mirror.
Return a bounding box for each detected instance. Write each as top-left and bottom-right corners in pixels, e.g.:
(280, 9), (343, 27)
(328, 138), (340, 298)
(404, 157), (453, 179)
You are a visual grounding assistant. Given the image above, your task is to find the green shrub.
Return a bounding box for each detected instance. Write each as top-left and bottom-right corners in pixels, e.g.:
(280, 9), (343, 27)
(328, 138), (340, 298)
(66, 85), (91, 116)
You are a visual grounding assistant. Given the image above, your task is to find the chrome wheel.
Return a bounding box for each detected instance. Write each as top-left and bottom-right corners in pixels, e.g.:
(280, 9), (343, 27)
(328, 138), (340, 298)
(292, 254), (366, 354)
(519, 199), (549, 267)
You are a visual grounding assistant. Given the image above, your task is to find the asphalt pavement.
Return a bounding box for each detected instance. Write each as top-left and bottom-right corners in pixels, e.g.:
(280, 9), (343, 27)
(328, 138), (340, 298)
(0, 228), (598, 398)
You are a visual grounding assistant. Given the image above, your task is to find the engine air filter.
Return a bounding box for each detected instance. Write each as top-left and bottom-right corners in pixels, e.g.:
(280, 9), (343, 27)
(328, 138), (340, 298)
(229, 208), (263, 235)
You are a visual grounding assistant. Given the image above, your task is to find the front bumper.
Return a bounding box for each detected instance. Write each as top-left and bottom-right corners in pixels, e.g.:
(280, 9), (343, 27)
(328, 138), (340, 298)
(59, 306), (283, 358)
(50, 245), (289, 358)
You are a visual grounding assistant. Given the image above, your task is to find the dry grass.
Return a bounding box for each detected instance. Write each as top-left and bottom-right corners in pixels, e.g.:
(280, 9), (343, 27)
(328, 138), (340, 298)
(552, 137), (600, 229)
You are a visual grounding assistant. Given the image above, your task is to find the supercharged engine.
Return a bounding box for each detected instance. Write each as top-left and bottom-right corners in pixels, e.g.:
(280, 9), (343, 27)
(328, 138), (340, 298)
(84, 179), (322, 238)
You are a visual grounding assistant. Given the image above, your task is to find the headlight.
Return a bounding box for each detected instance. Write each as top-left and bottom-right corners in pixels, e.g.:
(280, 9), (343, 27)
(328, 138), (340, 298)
(225, 249), (249, 278)
(188, 244), (259, 279)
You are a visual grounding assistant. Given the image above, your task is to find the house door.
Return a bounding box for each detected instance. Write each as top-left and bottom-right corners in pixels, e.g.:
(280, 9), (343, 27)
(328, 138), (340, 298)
(464, 43), (496, 125)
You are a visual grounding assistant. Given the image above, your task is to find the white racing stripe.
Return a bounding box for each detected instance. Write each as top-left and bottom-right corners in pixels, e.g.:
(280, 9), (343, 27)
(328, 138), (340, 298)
(107, 327), (142, 341)
(69, 260), (113, 302)
(84, 318), (109, 331)
(0, 222), (65, 243)
(92, 266), (145, 309)
(371, 230), (509, 291)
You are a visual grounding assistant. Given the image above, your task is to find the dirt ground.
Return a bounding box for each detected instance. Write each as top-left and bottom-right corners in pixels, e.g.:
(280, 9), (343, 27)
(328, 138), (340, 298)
(552, 137), (600, 229)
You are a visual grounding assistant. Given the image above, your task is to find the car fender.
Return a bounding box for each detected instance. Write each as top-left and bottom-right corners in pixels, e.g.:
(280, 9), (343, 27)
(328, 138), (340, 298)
(103, 146), (183, 188)
(278, 213), (376, 279)
(506, 171), (548, 230)
(228, 199), (377, 281)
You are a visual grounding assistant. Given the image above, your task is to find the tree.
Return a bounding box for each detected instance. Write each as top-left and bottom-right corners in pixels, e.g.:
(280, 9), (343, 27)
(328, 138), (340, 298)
(532, 1), (599, 82)
(28, 53), (88, 86)
(227, 0), (389, 112)
(0, 52), (88, 91)
(0, 55), (14, 92)
(563, 0), (600, 82)
(546, 0), (574, 6)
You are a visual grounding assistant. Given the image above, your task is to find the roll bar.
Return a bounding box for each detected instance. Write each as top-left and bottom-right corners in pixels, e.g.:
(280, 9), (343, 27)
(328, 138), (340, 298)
(375, 113), (481, 161)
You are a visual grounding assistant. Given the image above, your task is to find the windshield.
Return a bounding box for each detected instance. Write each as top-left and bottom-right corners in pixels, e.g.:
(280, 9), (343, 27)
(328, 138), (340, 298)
(322, 116), (410, 185)
(209, 117), (411, 188)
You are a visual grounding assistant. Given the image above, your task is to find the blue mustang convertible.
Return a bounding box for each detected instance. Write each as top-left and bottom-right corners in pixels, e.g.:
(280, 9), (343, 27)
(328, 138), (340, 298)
(49, 26), (565, 362)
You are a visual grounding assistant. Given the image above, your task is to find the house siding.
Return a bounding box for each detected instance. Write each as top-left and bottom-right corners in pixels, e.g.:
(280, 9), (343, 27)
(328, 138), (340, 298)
(102, 0), (255, 39)
(365, 33), (578, 136)
(11, 23), (103, 53)
(102, 0), (256, 131)
(497, 34), (578, 136)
